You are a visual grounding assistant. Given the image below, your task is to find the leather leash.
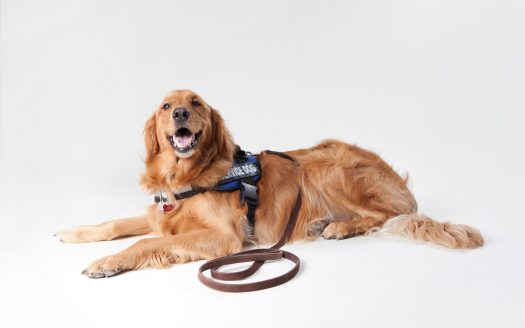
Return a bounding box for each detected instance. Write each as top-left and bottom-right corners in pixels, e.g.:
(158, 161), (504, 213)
(198, 151), (302, 292)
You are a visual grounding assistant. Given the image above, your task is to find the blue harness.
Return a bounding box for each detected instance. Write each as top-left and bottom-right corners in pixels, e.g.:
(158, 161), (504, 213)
(214, 155), (261, 192)
(164, 148), (262, 226)
(153, 147), (296, 227)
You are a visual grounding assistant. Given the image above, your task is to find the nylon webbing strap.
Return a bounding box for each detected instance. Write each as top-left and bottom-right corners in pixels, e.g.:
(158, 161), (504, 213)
(198, 192), (302, 292)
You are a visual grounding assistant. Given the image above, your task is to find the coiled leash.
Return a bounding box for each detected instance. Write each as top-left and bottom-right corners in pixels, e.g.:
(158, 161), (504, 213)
(198, 150), (303, 292)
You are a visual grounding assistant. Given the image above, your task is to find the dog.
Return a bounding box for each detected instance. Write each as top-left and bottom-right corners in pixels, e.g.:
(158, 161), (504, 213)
(55, 89), (484, 278)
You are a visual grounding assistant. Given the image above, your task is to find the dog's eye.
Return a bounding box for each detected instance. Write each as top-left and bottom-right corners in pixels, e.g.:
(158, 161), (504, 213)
(191, 100), (200, 107)
(162, 103), (170, 110)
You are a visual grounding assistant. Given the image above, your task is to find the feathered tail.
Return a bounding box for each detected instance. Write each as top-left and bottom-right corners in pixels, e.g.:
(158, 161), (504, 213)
(370, 214), (484, 249)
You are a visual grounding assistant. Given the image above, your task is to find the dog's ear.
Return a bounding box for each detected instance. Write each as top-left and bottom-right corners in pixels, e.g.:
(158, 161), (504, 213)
(144, 112), (159, 163)
(209, 107), (234, 160)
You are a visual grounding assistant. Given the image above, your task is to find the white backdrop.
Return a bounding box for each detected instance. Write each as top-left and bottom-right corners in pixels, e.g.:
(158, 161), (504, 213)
(1, 0), (524, 327)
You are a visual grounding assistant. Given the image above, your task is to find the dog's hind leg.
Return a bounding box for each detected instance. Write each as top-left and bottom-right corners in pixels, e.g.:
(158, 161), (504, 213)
(55, 216), (151, 243)
(321, 216), (385, 240)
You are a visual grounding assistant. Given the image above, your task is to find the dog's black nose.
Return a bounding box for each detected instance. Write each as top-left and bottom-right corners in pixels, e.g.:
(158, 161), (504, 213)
(173, 107), (190, 123)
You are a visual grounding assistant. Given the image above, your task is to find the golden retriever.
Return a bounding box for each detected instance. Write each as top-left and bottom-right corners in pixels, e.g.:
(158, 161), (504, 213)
(56, 89), (484, 278)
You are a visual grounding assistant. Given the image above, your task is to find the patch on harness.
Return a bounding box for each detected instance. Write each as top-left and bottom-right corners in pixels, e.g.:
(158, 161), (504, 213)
(220, 162), (259, 184)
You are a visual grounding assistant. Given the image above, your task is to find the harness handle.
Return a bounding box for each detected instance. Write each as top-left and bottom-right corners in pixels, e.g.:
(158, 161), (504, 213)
(197, 151), (302, 292)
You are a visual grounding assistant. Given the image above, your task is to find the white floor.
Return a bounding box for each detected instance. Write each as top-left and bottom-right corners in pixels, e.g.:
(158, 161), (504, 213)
(1, 0), (525, 327)
(0, 179), (524, 328)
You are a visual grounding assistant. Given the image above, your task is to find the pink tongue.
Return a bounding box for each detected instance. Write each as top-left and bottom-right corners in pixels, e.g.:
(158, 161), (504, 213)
(175, 135), (192, 148)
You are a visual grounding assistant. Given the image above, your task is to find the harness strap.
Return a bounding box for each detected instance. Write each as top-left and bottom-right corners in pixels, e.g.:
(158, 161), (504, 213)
(173, 187), (209, 200)
(198, 151), (302, 292)
(240, 180), (258, 226)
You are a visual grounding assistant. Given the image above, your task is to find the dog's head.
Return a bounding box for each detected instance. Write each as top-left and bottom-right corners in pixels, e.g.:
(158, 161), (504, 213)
(142, 90), (234, 188)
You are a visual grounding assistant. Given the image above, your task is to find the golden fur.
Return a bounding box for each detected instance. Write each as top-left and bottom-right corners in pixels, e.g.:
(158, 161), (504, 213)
(56, 89), (484, 278)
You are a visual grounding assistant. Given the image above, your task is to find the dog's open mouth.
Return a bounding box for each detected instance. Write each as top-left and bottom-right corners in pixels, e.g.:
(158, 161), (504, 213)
(168, 128), (202, 154)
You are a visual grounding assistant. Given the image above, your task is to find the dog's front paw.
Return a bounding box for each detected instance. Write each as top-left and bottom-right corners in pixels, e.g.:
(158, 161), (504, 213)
(82, 256), (127, 279)
(55, 224), (113, 243)
(54, 226), (88, 243)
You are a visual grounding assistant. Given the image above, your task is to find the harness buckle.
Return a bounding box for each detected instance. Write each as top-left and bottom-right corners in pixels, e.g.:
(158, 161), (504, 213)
(240, 181), (259, 207)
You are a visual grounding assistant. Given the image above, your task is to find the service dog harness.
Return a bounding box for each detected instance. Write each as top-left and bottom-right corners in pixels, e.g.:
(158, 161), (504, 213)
(154, 147), (302, 292)
(155, 148), (261, 227)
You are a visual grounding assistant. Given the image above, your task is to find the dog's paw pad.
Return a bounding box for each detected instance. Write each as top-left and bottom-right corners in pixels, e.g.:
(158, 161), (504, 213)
(82, 268), (122, 279)
(307, 219), (331, 237)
